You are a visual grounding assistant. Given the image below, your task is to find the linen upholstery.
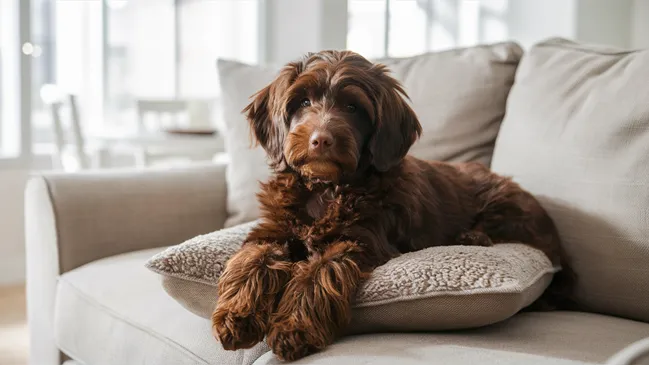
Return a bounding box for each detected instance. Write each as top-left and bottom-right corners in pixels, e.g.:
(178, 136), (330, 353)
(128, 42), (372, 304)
(607, 338), (649, 365)
(146, 222), (556, 332)
(377, 44), (522, 165)
(491, 38), (649, 322)
(25, 161), (649, 365)
(256, 346), (592, 365)
(55, 248), (269, 365)
(24, 163), (229, 365)
(43, 163), (228, 273)
(55, 247), (649, 365)
(216, 60), (277, 227)
(217, 42), (523, 226)
(25, 177), (63, 365)
(252, 312), (649, 365)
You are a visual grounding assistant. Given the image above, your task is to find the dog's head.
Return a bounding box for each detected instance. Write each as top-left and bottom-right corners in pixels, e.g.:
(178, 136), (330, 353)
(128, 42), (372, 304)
(244, 50), (422, 184)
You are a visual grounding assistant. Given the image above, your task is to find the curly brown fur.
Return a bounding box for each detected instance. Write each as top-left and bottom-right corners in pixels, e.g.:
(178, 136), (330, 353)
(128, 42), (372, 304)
(267, 241), (367, 361)
(212, 242), (292, 350)
(212, 50), (575, 361)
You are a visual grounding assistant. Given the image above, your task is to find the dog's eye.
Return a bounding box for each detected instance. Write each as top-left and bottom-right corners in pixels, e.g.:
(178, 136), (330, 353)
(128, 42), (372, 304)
(346, 104), (357, 113)
(300, 98), (311, 108)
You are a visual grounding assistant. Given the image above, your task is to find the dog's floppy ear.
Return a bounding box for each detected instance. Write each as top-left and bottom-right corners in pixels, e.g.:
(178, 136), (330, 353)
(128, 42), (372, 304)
(369, 66), (422, 171)
(243, 84), (283, 165)
(243, 61), (304, 168)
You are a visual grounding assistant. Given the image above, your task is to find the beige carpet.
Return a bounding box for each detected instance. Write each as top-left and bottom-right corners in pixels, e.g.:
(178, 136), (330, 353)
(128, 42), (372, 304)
(0, 285), (28, 365)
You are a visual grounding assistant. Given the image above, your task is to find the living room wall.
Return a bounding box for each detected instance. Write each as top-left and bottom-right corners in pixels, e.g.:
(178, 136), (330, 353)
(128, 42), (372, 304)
(633, 0), (649, 48)
(0, 170), (30, 285)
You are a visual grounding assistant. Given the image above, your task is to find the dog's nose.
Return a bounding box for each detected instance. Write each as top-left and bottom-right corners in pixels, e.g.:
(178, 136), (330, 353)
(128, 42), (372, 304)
(309, 131), (334, 153)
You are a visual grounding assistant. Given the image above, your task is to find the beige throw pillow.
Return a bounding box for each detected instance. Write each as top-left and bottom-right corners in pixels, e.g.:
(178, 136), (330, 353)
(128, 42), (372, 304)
(146, 222), (557, 333)
(491, 38), (649, 322)
(217, 42), (523, 227)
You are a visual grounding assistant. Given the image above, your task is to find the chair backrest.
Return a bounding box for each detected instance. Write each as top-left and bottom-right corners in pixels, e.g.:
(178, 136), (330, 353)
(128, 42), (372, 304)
(46, 91), (89, 171)
(135, 99), (189, 133)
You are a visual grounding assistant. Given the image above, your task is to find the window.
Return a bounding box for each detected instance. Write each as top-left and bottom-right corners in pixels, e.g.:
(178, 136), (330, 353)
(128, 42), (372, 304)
(6, 0), (510, 162)
(1, 0), (30, 160)
(177, 0), (259, 98)
(21, 0), (261, 147)
(347, 0), (387, 59)
(348, 0), (509, 59)
(31, 0), (57, 147)
(28, 0), (102, 151)
(105, 0), (176, 128)
(104, 0), (261, 129)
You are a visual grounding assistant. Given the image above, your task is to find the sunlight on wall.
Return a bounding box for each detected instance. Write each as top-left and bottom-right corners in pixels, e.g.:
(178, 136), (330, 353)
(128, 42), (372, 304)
(347, 0), (510, 59)
(388, 0), (428, 57)
(347, 0), (386, 59)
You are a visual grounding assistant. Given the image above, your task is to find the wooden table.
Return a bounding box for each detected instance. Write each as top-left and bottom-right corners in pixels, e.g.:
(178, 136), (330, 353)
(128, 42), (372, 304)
(89, 130), (225, 168)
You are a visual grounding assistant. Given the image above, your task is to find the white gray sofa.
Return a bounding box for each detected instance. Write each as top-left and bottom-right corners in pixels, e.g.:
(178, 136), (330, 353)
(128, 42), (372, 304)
(24, 163), (649, 365)
(25, 38), (649, 365)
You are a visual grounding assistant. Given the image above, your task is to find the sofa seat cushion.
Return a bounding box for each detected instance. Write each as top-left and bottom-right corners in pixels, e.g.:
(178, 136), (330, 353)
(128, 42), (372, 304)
(54, 248), (269, 365)
(254, 312), (649, 365)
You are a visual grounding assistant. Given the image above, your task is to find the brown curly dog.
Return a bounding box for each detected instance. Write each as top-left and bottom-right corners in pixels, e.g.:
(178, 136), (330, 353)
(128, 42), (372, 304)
(212, 50), (575, 361)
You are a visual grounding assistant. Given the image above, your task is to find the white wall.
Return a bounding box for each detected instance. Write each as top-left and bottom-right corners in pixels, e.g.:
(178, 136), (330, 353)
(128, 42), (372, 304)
(0, 169), (29, 285)
(507, 0), (577, 49)
(575, 0), (632, 48)
(266, 0), (322, 65)
(507, 0), (634, 49)
(264, 0), (637, 64)
(632, 0), (649, 48)
(265, 0), (347, 65)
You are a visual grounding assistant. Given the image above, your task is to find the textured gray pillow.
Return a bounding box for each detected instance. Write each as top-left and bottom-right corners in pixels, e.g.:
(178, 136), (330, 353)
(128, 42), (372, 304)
(146, 222), (557, 333)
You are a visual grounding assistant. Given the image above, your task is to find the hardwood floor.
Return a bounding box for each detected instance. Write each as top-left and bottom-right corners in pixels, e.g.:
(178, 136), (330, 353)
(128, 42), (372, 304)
(0, 285), (28, 365)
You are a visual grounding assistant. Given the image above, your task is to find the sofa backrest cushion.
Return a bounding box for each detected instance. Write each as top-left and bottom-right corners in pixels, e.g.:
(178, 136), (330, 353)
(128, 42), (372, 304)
(491, 38), (649, 322)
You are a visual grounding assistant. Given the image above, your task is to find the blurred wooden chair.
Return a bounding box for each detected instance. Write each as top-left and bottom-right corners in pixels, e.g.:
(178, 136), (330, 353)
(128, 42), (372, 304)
(136, 99), (191, 134)
(41, 85), (90, 171)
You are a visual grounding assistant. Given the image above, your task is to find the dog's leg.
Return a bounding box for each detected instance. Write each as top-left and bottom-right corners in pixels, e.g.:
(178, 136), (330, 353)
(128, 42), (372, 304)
(266, 241), (369, 361)
(212, 242), (292, 350)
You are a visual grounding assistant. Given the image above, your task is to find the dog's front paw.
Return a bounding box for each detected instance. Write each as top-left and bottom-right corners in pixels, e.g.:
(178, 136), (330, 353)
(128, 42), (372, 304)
(211, 242), (293, 350)
(212, 307), (266, 350)
(266, 324), (322, 361)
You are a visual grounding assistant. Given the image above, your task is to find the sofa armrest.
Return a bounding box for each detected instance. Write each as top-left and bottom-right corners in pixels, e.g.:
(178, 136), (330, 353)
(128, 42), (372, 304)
(27, 162), (228, 272)
(25, 162), (228, 365)
(607, 337), (649, 365)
